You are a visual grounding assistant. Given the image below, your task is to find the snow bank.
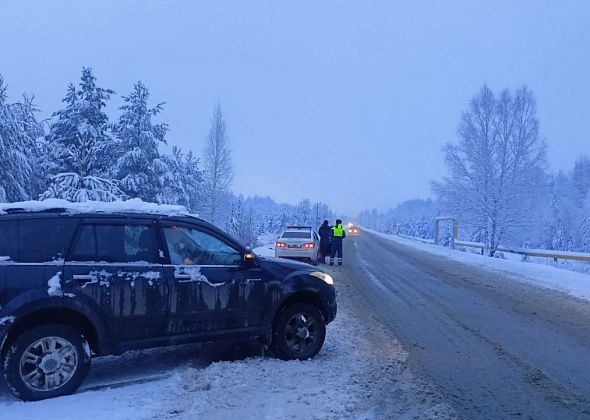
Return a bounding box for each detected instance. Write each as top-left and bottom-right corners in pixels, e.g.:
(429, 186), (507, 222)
(0, 198), (195, 218)
(253, 244), (275, 257)
(369, 229), (590, 302)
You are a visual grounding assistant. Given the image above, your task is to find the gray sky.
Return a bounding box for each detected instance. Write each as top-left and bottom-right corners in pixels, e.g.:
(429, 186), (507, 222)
(1, 1), (589, 215)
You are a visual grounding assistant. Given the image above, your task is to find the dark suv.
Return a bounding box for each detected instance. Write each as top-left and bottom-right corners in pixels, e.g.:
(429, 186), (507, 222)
(0, 204), (337, 401)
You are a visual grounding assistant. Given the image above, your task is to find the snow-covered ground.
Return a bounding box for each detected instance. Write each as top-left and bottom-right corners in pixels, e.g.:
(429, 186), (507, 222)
(253, 243), (275, 258)
(368, 229), (590, 302)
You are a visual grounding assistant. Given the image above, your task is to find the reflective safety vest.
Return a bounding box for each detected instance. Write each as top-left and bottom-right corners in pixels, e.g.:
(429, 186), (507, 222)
(332, 225), (344, 237)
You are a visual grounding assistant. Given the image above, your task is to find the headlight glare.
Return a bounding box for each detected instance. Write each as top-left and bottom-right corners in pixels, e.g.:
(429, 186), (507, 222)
(310, 271), (334, 285)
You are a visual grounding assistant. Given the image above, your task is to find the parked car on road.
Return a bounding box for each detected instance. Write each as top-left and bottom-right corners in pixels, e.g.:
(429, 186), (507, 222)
(0, 201), (337, 401)
(347, 225), (360, 236)
(275, 226), (320, 264)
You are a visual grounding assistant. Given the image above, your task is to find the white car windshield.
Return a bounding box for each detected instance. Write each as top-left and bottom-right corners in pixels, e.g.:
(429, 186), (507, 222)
(282, 231), (311, 239)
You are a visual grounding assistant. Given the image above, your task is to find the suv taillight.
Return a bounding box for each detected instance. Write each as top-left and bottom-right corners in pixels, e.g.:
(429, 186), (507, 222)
(304, 243), (315, 249)
(276, 242), (286, 248)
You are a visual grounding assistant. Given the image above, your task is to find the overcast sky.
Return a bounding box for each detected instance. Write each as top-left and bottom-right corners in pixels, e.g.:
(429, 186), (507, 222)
(1, 1), (589, 215)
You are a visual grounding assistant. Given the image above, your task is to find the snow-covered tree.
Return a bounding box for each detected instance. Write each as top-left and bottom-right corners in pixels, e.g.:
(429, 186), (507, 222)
(203, 103), (233, 225)
(226, 198), (258, 247)
(113, 81), (170, 202)
(0, 76), (44, 202)
(433, 85), (546, 255)
(42, 172), (124, 202)
(42, 68), (123, 202)
(580, 194), (590, 252)
(160, 146), (204, 210)
(295, 199), (312, 226)
(312, 202), (333, 229)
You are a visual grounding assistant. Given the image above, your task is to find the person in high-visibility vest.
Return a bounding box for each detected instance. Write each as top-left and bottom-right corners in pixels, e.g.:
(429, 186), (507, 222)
(329, 219), (346, 266)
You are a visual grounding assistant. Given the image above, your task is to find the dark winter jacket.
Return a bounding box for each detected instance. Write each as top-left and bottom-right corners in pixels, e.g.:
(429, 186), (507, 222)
(318, 223), (332, 252)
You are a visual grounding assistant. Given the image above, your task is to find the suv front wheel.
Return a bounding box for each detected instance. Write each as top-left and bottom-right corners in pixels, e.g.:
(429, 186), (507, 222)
(3, 324), (91, 401)
(272, 303), (326, 360)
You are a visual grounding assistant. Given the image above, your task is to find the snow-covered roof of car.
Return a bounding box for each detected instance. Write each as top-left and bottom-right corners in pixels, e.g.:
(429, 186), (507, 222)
(0, 198), (197, 218)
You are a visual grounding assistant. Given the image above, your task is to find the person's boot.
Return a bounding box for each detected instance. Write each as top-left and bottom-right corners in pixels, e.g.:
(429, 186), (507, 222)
(329, 259), (334, 266)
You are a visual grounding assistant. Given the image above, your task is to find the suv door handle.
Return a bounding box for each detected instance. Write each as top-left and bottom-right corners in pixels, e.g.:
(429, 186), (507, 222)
(73, 274), (94, 283)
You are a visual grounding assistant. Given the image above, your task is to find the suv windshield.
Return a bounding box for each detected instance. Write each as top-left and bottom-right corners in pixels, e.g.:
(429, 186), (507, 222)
(164, 226), (241, 266)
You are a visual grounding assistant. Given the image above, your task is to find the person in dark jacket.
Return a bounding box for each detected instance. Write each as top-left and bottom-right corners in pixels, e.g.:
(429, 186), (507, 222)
(318, 220), (331, 264)
(329, 219), (346, 266)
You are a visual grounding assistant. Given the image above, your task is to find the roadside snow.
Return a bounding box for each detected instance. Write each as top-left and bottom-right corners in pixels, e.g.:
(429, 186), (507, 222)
(47, 272), (62, 296)
(253, 244), (275, 257)
(368, 229), (590, 302)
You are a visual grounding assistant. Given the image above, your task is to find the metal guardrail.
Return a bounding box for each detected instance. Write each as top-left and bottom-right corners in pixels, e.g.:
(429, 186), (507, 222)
(398, 233), (435, 244)
(404, 236), (590, 263)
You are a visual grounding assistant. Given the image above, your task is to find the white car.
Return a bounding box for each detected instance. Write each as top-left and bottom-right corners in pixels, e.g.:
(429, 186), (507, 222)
(275, 226), (320, 264)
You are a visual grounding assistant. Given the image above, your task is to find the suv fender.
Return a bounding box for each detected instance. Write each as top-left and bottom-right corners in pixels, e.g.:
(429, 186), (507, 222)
(267, 271), (335, 326)
(0, 297), (109, 357)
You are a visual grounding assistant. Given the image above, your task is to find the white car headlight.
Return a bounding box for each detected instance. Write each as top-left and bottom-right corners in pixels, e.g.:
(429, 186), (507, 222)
(310, 271), (334, 285)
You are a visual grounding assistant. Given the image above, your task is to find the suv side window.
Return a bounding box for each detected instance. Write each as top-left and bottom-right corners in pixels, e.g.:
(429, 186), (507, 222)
(163, 226), (241, 266)
(17, 218), (78, 263)
(0, 220), (18, 261)
(70, 223), (158, 263)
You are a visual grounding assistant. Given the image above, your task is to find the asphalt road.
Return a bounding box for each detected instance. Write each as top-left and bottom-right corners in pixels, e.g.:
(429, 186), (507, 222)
(340, 230), (590, 419)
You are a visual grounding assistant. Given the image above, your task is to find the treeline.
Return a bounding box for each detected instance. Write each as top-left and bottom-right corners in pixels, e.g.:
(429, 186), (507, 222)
(0, 68), (333, 246)
(360, 85), (590, 254)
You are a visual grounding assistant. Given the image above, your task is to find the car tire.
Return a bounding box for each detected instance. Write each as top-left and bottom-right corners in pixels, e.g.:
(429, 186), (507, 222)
(3, 324), (91, 401)
(272, 303), (326, 360)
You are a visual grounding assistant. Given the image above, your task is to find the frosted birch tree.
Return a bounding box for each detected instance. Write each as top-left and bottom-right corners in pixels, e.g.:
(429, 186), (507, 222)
(203, 103), (233, 225)
(433, 85), (546, 255)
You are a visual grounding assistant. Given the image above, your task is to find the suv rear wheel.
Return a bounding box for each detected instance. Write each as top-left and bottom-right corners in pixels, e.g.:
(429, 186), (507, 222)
(272, 303), (326, 360)
(3, 324), (91, 401)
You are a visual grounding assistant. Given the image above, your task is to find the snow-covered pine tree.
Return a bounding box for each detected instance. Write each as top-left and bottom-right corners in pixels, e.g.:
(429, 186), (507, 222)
(543, 187), (574, 251)
(0, 76), (43, 202)
(42, 68), (124, 202)
(160, 146), (204, 211)
(113, 81), (170, 203)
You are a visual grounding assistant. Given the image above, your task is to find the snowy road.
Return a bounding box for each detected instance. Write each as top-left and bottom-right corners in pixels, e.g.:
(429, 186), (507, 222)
(346, 230), (590, 419)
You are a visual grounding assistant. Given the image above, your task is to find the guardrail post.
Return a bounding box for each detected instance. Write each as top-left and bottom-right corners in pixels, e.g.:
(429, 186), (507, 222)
(451, 221), (458, 249)
(434, 221), (439, 245)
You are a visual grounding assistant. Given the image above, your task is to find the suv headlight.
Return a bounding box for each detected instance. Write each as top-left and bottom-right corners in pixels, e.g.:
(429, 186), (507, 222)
(310, 271), (334, 285)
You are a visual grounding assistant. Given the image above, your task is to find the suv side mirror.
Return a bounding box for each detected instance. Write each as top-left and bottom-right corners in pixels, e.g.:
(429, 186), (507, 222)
(242, 246), (255, 267)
